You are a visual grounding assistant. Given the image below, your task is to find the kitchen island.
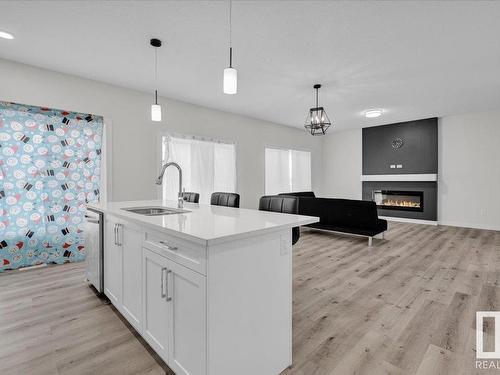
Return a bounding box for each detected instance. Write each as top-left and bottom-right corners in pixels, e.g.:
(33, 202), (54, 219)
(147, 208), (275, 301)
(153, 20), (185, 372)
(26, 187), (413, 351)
(87, 200), (318, 375)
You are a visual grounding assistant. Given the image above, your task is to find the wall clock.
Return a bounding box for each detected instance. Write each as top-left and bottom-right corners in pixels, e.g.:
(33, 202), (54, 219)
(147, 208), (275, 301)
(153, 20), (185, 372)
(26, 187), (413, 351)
(391, 137), (404, 149)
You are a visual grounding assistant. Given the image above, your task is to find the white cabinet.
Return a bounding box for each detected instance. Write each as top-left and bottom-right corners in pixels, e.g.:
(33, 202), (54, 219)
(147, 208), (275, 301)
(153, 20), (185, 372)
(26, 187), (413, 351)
(142, 248), (170, 362)
(167, 259), (206, 375)
(104, 217), (122, 306)
(101, 210), (292, 375)
(142, 247), (207, 375)
(105, 216), (207, 374)
(104, 215), (143, 332)
(120, 222), (143, 331)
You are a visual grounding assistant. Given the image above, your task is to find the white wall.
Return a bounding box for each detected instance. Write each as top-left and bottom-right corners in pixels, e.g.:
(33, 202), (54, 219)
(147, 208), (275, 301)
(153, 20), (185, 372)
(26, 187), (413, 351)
(438, 112), (500, 230)
(321, 111), (500, 230)
(0, 58), (322, 209)
(321, 128), (362, 199)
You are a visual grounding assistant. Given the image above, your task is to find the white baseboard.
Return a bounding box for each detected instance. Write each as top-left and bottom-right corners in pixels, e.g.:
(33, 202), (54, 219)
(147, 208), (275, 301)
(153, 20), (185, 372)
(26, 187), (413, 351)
(379, 216), (438, 226)
(379, 216), (500, 231)
(18, 263), (47, 271)
(437, 221), (500, 231)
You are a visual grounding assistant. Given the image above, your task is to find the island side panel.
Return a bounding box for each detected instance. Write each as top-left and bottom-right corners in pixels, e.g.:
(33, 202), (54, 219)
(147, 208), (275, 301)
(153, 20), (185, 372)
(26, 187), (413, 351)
(206, 229), (292, 375)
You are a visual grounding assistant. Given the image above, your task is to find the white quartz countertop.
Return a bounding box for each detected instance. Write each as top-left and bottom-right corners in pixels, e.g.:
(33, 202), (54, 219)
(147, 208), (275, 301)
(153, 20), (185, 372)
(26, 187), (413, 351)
(88, 200), (319, 246)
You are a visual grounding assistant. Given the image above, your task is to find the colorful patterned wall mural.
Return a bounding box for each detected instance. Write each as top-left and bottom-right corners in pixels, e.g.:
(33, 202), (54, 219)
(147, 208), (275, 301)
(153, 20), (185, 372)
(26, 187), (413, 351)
(0, 101), (103, 271)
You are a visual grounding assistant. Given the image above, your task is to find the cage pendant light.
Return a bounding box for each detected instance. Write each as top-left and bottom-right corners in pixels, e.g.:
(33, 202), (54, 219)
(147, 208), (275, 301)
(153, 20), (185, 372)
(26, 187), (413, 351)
(150, 38), (162, 122)
(223, 0), (237, 94)
(304, 84), (331, 135)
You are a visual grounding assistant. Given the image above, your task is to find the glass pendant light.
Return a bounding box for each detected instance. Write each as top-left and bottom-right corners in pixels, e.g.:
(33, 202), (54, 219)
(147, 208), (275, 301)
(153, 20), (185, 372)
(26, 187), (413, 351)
(223, 0), (237, 94)
(151, 90), (161, 122)
(150, 38), (162, 121)
(304, 84), (332, 135)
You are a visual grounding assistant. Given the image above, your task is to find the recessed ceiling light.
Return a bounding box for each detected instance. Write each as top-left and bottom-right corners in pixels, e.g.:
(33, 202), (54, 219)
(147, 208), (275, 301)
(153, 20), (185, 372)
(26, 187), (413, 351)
(365, 109), (383, 118)
(0, 30), (14, 40)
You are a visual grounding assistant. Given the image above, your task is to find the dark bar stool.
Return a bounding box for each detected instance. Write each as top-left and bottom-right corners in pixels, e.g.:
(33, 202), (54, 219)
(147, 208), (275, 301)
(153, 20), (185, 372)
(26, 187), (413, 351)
(181, 192), (200, 203)
(259, 195), (300, 245)
(210, 192), (240, 208)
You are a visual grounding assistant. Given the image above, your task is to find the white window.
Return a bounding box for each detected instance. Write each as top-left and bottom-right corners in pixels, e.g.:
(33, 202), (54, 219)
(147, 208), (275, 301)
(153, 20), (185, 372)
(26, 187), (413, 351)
(265, 147), (311, 195)
(161, 135), (236, 204)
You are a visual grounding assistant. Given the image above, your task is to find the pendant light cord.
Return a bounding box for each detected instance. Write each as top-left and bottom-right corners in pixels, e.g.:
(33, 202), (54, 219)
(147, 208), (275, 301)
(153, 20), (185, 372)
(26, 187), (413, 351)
(154, 45), (158, 104)
(154, 47), (158, 83)
(228, 0), (233, 67)
(316, 87), (319, 108)
(229, 0), (232, 48)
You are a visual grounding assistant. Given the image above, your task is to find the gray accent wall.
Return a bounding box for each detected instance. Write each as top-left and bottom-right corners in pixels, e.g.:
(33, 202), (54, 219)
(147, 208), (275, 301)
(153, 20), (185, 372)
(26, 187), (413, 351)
(362, 118), (438, 175)
(362, 118), (438, 221)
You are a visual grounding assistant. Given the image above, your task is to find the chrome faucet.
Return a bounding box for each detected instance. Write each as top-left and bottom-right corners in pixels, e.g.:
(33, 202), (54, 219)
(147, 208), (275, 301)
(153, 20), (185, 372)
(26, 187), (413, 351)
(156, 162), (184, 208)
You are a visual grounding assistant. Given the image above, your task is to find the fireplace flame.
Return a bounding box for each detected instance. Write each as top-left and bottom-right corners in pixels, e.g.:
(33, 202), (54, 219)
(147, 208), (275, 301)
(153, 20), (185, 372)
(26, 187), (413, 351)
(382, 199), (420, 208)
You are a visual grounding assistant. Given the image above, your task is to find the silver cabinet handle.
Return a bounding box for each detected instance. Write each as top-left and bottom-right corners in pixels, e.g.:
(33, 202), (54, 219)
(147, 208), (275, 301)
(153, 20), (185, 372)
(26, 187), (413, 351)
(165, 270), (172, 302)
(159, 240), (178, 251)
(113, 224), (118, 245)
(116, 224), (123, 246)
(161, 268), (167, 298)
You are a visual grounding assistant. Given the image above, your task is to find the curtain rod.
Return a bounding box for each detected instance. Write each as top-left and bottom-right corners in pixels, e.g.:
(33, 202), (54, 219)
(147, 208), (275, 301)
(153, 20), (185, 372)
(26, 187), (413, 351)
(163, 133), (236, 146)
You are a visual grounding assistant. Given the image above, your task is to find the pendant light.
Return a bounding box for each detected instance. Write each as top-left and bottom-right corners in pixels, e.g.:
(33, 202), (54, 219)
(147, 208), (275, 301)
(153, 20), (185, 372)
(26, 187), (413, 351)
(223, 0), (237, 94)
(304, 84), (332, 135)
(150, 38), (162, 122)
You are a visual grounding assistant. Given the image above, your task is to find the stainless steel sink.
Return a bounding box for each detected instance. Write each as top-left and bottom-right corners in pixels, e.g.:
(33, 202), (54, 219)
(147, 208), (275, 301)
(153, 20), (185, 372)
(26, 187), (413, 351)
(122, 206), (190, 216)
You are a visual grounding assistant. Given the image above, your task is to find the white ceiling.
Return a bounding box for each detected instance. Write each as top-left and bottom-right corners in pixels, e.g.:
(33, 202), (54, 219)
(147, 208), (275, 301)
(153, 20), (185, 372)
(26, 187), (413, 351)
(1, 1), (500, 131)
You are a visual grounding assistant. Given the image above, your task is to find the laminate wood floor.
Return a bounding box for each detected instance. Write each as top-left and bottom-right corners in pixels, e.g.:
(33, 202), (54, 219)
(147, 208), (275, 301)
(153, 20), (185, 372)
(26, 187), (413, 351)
(1, 222), (499, 375)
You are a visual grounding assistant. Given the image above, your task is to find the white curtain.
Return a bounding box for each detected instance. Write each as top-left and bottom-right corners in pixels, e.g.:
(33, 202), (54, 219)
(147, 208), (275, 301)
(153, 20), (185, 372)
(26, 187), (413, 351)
(162, 136), (236, 204)
(291, 150), (311, 192)
(265, 147), (311, 195)
(265, 148), (290, 195)
(214, 142), (237, 192)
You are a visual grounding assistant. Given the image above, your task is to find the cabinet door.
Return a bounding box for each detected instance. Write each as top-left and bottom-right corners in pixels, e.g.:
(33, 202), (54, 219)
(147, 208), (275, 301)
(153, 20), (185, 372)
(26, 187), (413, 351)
(142, 248), (170, 363)
(104, 217), (122, 306)
(167, 260), (207, 375)
(120, 223), (143, 332)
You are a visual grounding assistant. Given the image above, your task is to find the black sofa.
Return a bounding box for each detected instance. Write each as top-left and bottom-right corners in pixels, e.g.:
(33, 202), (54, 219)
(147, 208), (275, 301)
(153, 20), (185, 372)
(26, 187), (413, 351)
(279, 191), (387, 246)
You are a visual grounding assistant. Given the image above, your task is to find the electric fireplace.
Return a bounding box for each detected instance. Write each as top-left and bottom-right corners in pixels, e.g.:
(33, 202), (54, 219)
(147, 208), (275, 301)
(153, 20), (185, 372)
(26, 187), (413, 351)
(372, 190), (423, 212)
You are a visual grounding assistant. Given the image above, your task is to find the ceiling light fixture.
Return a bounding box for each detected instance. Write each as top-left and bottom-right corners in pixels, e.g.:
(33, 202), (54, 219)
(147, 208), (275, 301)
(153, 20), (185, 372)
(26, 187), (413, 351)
(150, 38), (162, 122)
(304, 84), (331, 136)
(0, 30), (14, 40)
(223, 0), (237, 94)
(365, 109), (383, 118)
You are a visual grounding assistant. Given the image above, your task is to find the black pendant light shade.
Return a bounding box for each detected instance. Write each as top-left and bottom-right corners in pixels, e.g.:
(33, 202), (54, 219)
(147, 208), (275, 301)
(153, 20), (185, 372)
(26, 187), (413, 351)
(150, 38), (162, 48)
(304, 84), (331, 135)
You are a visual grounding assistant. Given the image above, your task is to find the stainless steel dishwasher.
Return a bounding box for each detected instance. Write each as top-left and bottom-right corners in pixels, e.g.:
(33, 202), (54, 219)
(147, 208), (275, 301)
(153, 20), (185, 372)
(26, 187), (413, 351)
(84, 208), (104, 294)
